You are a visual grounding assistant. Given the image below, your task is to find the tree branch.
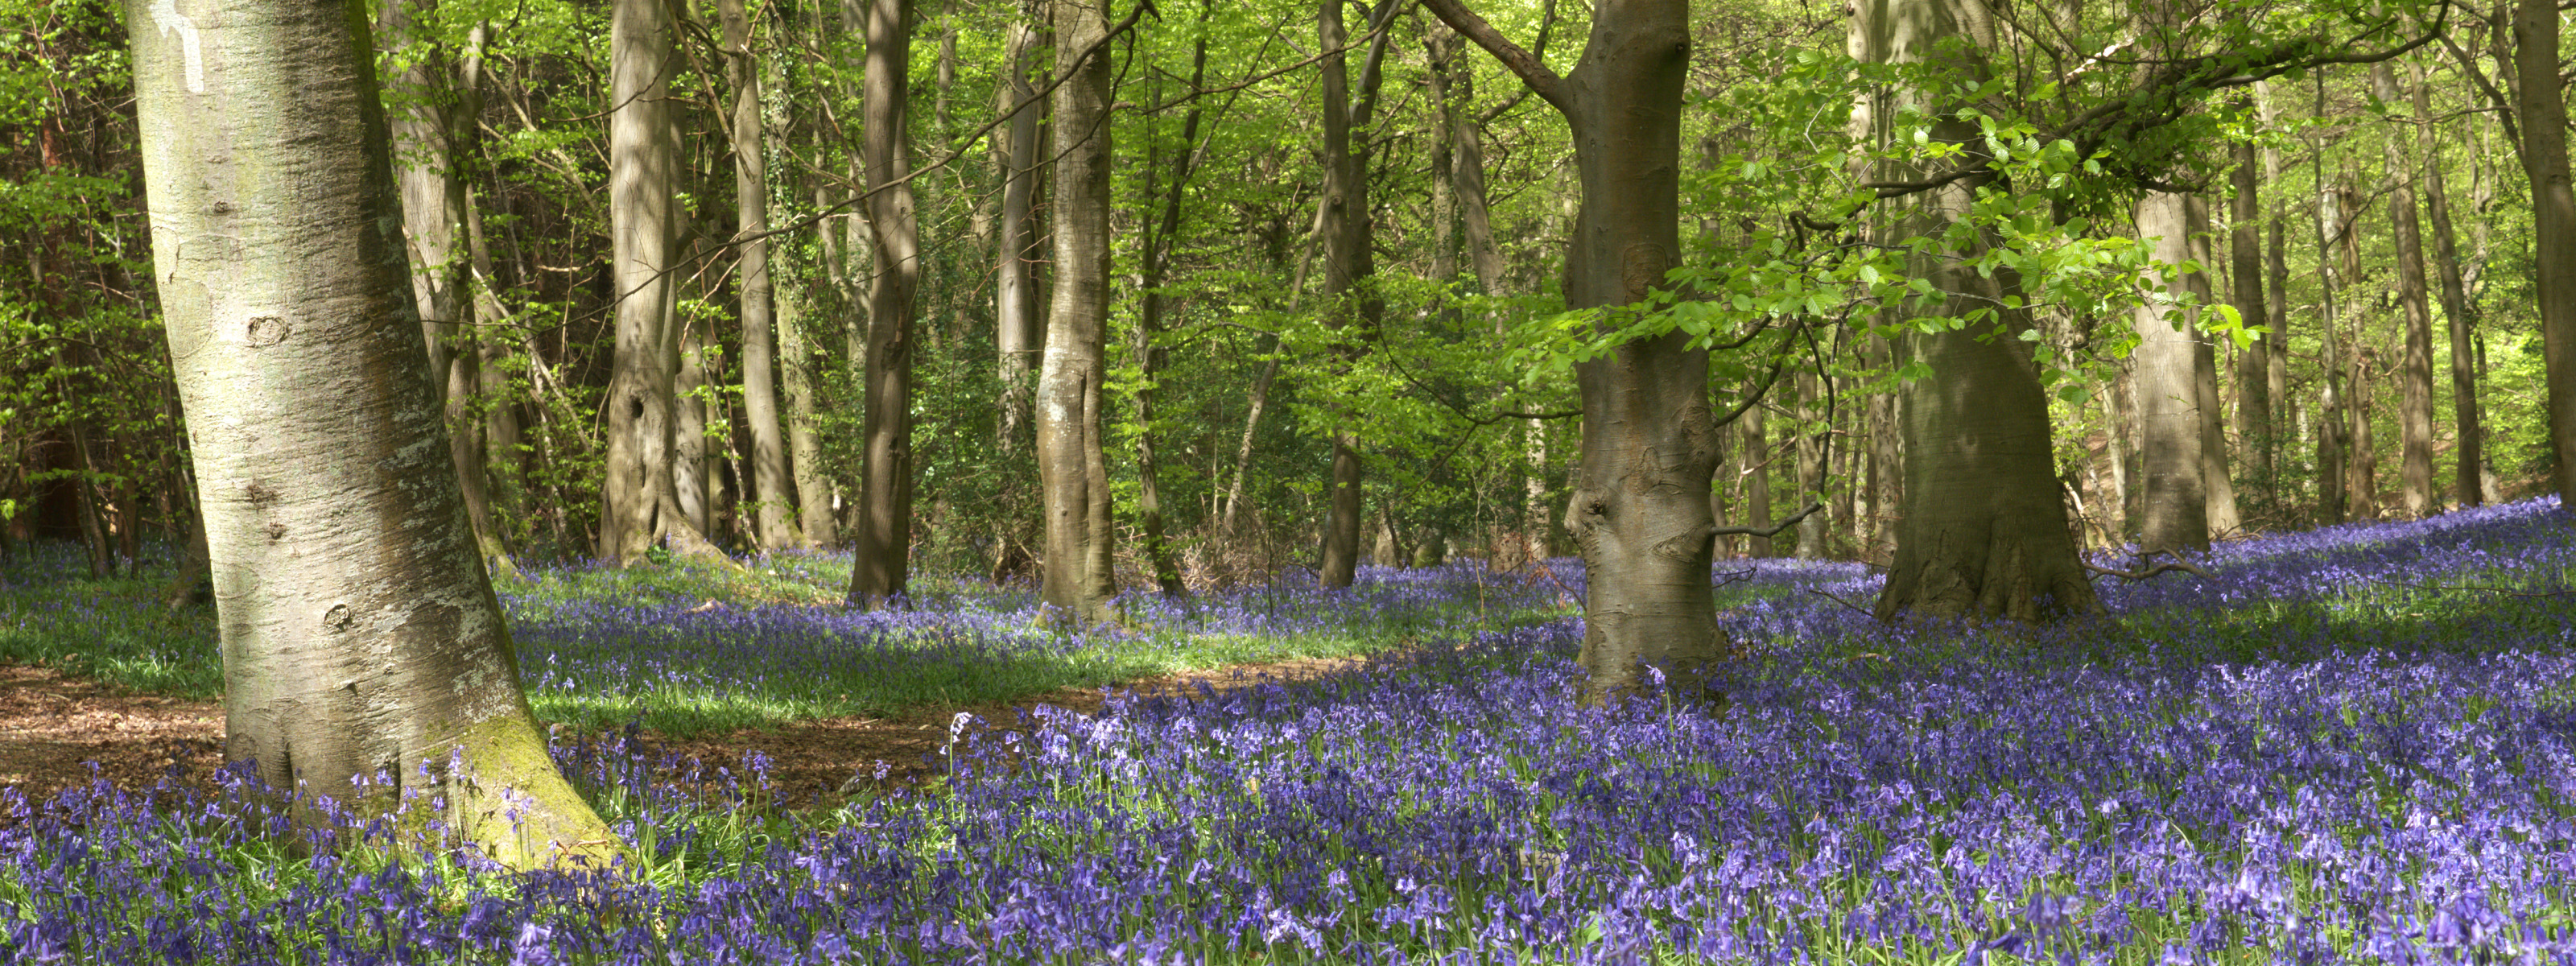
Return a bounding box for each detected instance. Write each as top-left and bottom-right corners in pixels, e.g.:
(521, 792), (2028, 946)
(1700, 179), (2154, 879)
(1417, 0), (1571, 116)
(2083, 549), (2209, 581)
(1709, 501), (1823, 538)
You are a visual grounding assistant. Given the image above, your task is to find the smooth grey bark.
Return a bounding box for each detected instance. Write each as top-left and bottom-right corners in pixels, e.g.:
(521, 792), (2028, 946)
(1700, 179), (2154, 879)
(848, 0), (920, 605)
(1794, 369), (1827, 559)
(1037, 0), (1117, 621)
(2228, 136), (2275, 510)
(1866, 337), (1901, 563)
(721, 0), (794, 552)
(600, 0), (685, 564)
(1423, 0), (1729, 701)
(125, 0), (615, 868)
(2373, 61), (2439, 517)
(2512, 0), (2576, 507)
(1863, 0), (2095, 621)
(674, 313), (712, 536)
(2132, 191), (2207, 553)
(1741, 403), (1773, 557)
(995, 13), (1044, 460)
(2417, 60), (2484, 507)
(2185, 195), (2237, 536)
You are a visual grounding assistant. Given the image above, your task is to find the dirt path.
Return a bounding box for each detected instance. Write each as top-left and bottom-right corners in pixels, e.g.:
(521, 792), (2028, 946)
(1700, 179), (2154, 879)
(0, 656), (1373, 805)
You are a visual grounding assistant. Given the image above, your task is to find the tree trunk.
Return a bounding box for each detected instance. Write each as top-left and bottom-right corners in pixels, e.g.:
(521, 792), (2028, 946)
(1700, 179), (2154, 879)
(2132, 190), (2208, 553)
(674, 314), (712, 537)
(848, 0), (920, 605)
(1860, 0), (2097, 621)
(2312, 93), (2348, 524)
(1314, 0), (1397, 588)
(600, 0), (684, 564)
(1424, 0), (1725, 702)
(2228, 135), (2274, 513)
(124, 0), (617, 868)
(2351, 345), (2380, 517)
(721, 0), (795, 552)
(1741, 403), (1773, 556)
(1037, 0), (1117, 621)
(1867, 337), (1901, 564)
(2257, 82), (2292, 485)
(2372, 61), (2439, 517)
(2185, 195), (2238, 536)
(995, 14), (1044, 461)
(2417, 59), (2485, 507)
(381, 0), (506, 570)
(2514, 0), (2576, 509)
(1794, 368), (1827, 559)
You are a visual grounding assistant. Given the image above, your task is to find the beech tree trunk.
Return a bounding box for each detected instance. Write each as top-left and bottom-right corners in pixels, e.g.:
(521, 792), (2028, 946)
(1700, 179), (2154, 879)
(995, 14), (1043, 461)
(1315, 0), (1397, 588)
(2514, 0), (2576, 507)
(722, 0), (795, 551)
(599, 0), (685, 564)
(2417, 59), (2484, 507)
(1037, 0), (1117, 621)
(380, 0), (506, 571)
(1861, 0), (2096, 621)
(2132, 191), (2208, 553)
(2228, 136), (2274, 511)
(2257, 83), (2292, 477)
(1741, 403), (1773, 557)
(848, 0), (920, 605)
(2313, 106), (2348, 524)
(2373, 61), (2438, 517)
(1424, 0), (1728, 701)
(124, 0), (616, 869)
(1794, 369), (1827, 559)
(2186, 196), (2238, 536)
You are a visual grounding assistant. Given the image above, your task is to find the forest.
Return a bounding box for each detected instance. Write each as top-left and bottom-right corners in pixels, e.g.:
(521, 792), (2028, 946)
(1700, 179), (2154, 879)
(6, 0), (2576, 959)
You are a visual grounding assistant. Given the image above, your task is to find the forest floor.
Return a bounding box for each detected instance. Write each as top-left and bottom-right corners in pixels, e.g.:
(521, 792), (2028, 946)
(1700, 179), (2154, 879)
(0, 652), (1373, 803)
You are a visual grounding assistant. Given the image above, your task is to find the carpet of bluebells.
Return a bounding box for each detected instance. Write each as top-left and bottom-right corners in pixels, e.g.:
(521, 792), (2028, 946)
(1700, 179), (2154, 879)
(10, 500), (2576, 963)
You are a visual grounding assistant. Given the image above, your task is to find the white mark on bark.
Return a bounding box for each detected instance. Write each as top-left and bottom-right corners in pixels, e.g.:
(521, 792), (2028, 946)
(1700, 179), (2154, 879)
(147, 0), (205, 94)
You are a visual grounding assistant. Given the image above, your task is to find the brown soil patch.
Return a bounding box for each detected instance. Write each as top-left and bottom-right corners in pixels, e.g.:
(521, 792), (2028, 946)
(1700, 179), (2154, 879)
(0, 654), (1377, 807)
(0, 664), (225, 800)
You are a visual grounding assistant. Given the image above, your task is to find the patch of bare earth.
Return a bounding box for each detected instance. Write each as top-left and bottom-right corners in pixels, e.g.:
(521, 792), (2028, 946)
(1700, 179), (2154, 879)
(0, 664), (225, 800)
(0, 654), (1377, 807)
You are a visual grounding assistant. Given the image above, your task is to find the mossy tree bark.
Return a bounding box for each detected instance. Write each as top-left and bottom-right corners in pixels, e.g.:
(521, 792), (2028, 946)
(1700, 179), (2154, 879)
(124, 0), (617, 869)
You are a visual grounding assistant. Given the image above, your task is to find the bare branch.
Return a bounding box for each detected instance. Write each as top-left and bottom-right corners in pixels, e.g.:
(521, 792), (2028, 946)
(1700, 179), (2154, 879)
(1417, 0), (1571, 115)
(1710, 502), (1824, 539)
(2083, 549), (2210, 581)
